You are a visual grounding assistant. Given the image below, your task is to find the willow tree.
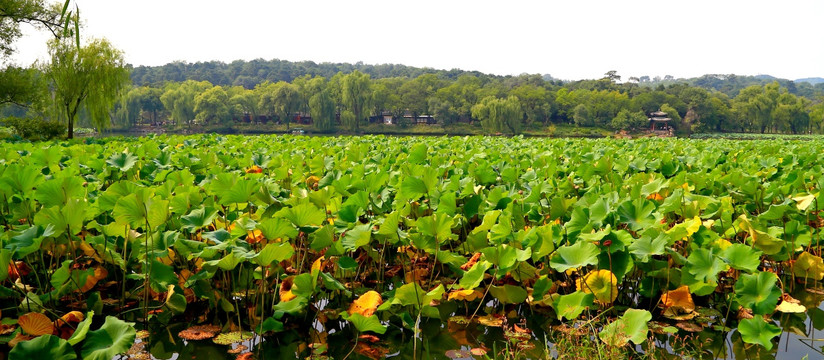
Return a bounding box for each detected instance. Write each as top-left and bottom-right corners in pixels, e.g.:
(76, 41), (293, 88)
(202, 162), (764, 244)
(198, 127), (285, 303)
(310, 89), (335, 132)
(471, 96), (523, 134)
(46, 37), (129, 138)
(342, 70), (372, 132)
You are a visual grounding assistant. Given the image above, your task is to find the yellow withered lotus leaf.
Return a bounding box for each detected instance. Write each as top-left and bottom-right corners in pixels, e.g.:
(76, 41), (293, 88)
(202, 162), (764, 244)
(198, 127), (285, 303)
(305, 175), (320, 188)
(776, 293), (806, 313)
(80, 266), (108, 293)
(793, 251), (824, 280)
(447, 289), (484, 301)
(279, 276), (296, 302)
(246, 229), (265, 244)
(18, 312), (54, 336)
(661, 286), (695, 312)
(54, 311), (84, 340)
(55, 311), (84, 326)
(348, 290), (383, 317)
(646, 193), (665, 201)
(476, 314), (504, 327)
(575, 269), (618, 304)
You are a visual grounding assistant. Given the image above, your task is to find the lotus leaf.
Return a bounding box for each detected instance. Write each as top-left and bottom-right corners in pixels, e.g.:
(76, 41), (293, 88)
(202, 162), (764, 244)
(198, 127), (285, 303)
(81, 316), (136, 360)
(738, 315), (780, 350)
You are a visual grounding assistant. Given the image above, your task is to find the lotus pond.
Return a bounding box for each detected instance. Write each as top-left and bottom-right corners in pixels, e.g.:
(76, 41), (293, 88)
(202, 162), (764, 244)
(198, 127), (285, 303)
(0, 134), (822, 360)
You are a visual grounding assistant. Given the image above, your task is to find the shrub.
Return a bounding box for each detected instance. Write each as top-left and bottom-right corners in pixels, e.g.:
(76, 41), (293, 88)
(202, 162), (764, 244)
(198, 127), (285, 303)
(1, 116), (65, 140)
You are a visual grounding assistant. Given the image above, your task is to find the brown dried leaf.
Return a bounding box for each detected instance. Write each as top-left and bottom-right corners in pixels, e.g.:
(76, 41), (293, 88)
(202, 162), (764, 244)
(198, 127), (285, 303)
(18, 312), (54, 336)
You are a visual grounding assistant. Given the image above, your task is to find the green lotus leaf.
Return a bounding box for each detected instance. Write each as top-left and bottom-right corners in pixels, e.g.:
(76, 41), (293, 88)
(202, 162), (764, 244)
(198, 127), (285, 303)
(628, 233), (667, 263)
(9, 335), (76, 360)
(488, 285), (527, 304)
(341, 224), (372, 252)
(733, 271), (781, 315)
(67, 311), (94, 345)
(81, 316), (137, 360)
(276, 203), (326, 228)
(180, 206), (219, 232)
(617, 198), (657, 231)
(106, 152), (138, 172)
(549, 240), (600, 272)
(552, 291), (594, 321)
(399, 176), (427, 200)
(599, 308), (652, 346)
(719, 243), (762, 273)
(255, 242), (295, 266)
(416, 213), (455, 241)
(341, 312), (387, 334)
(738, 315), (780, 350)
(33, 198), (87, 237)
(458, 260), (492, 290)
(212, 331), (254, 345)
(5, 225), (54, 259)
(256, 217), (299, 241)
(686, 248), (727, 282)
(34, 176), (85, 207)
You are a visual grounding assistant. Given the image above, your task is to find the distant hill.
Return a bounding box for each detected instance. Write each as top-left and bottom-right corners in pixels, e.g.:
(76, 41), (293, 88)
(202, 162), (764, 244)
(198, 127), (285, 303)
(128, 59), (507, 88)
(128, 59), (823, 99)
(796, 77), (824, 84)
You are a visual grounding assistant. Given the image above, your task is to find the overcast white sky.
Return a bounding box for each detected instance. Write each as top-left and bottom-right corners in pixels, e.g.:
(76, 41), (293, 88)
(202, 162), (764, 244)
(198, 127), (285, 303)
(9, 0), (824, 81)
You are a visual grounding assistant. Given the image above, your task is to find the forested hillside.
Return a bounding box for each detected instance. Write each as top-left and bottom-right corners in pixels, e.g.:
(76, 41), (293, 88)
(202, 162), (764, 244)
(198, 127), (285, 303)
(111, 59), (824, 135)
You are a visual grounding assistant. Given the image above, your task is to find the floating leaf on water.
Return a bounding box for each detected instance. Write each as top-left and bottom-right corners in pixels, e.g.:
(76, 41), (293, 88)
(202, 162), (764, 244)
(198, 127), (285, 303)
(228, 344), (247, 354)
(470, 348), (487, 356)
(675, 322), (703, 333)
(476, 314), (504, 327)
(213, 331), (254, 345)
(448, 316), (471, 325)
(648, 321), (678, 335)
(235, 353), (254, 360)
(711, 325), (733, 332)
(775, 293), (806, 313)
(18, 312), (54, 336)
(738, 315), (780, 350)
(806, 287), (824, 295)
(445, 349), (472, 359)
(179, 325), (221, 340)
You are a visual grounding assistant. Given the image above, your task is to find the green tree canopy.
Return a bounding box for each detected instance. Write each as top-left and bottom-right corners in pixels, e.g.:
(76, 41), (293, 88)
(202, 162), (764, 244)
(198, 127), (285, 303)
(45, 37), (129, 138)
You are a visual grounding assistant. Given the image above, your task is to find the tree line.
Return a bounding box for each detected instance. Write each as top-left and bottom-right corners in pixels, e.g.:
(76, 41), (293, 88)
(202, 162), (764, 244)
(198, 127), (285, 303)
(109, 70), (824, 135)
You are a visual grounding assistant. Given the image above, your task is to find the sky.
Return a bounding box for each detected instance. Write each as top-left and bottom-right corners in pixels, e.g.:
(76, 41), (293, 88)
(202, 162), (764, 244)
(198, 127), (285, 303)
(9, 0), (824, 81)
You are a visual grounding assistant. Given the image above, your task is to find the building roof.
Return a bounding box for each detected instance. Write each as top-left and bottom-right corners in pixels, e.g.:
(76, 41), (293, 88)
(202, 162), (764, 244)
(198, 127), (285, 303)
(650, 111), (668, 116)
(649, 117), (672, 122)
